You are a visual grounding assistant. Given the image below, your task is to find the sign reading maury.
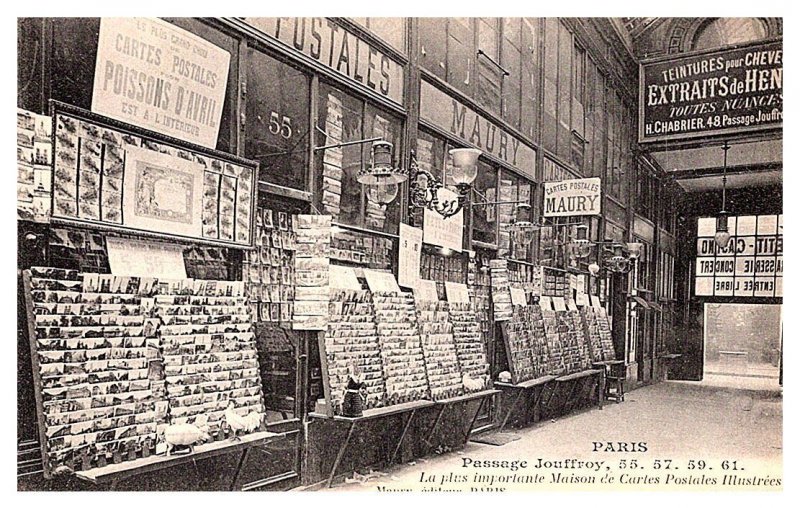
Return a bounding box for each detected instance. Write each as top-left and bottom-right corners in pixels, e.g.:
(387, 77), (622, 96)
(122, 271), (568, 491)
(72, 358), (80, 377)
(543, 177), (601, 217)
(640, 40), (782, 142)
(420, 80), (535, 179)
(92, 18), (231, 149)
(243, 18), (404, 104)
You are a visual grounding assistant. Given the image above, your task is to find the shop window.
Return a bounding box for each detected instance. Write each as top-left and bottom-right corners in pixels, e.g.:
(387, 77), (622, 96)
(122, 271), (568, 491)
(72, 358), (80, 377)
(520, 18), (541, 140)
(472, 159), (499, 246)
(18, 18), (44, 112)
(447, 18), (474, 97)
(316, 82), (402, 235)
(496, 172), (534, 261)
(245, 48), (310, 190)
(351, 17), (406, 53)
(50, 17), (238, 155)
(693, 18), (768, 51)
(476, 18), (502, 115)
(418, 18), (448, 81)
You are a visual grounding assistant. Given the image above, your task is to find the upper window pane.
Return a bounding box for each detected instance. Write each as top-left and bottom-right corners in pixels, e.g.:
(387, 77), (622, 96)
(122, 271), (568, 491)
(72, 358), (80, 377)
(246, 48), (310, 189)
(693, 18), (768, 51)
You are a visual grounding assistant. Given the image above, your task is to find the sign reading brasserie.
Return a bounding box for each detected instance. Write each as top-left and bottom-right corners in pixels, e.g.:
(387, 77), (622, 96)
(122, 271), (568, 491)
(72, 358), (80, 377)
(242, 18), (404, 105)
(640, 40), (782, 142)
(543, 177), (601, 217)
(419, 80), (536, 179)
(695, 214), (782, 297)
(92, 18), (231, 149)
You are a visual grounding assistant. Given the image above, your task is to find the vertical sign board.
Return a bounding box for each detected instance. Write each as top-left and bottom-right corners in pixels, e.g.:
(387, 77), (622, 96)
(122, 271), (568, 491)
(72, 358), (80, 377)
(695, 214), (782, 297)
(543, 177), (601, 217)
(423, 188), (464, 252)
(398, 223), (423, 288)
(92, 17), (231, 149)
(639, 39), (782, 143)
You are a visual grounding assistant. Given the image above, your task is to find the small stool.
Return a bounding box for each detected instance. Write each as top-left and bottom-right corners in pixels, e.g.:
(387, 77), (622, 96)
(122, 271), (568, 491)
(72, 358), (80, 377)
(605, 374), (625, 402)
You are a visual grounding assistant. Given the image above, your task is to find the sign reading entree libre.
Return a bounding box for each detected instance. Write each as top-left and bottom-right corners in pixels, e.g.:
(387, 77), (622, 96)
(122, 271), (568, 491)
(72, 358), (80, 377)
(543, 178), (601, 217)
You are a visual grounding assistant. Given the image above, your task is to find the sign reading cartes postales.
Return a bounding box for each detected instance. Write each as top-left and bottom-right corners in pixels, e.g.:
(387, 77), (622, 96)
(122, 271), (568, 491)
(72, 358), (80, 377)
(639, 39), (782, 142)
(92, 18), (231, 149)
(543, 178), (601, 217)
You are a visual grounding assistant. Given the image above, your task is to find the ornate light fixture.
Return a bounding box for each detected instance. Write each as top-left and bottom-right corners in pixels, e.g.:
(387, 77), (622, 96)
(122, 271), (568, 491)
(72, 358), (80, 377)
(409, 147), (482, 219)
(714, 142), (732, 250)
(570, 224), (593, 259)
(507, 203), (538, 247)
(626, 242), (643, 259)
(607, 243), (631, 273)
(357, 141), (409, 187)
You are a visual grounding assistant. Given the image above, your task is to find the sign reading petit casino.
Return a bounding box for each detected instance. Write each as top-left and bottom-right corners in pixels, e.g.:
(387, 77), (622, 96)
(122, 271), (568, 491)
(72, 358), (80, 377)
(543, 178), (601, 217)
(640, 40), (782, 142)
(92, 18), (231, 149)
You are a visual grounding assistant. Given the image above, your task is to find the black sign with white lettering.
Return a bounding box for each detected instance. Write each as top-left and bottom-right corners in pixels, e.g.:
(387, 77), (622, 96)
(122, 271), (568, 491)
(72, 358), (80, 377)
(639, 40), (782, 142)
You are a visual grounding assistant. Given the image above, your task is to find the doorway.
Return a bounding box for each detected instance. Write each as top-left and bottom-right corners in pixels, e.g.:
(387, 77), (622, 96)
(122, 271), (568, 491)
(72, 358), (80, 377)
(703, 303), (782, 387)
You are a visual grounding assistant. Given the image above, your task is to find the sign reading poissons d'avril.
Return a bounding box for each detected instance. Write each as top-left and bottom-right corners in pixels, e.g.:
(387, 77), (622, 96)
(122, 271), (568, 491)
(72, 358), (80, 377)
(543, 177), (601, 217)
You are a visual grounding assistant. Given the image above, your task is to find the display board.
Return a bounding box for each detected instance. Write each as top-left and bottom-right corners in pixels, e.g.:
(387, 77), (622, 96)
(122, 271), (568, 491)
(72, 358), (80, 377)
(595, 307), (617, 360)
(372, 292), (430, 404)
(244, 207), (297, 325)
(541, 308), (567, 376)
(500, 305), (537, 383)
(415, 300), (464, 400)
(23, 268), (265, 478)
(580, 306), (606, 363)
(322, 290), (387, 415)
(293, 215), (331, 330)
(50, 102), (257, 248)
(695, 214), (783, 297)
(489, 259), (513, 321)
(448, 302), (491, 392)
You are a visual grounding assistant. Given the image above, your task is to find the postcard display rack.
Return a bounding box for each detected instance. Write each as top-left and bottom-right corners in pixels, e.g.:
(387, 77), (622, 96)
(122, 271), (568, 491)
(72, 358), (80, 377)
(491, 261), (604, 381)
(23, 268), (267, 478)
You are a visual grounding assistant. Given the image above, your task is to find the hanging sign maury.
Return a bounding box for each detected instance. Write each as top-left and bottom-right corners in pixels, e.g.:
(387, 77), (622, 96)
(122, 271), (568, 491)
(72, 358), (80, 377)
(543, 177), (601, 217)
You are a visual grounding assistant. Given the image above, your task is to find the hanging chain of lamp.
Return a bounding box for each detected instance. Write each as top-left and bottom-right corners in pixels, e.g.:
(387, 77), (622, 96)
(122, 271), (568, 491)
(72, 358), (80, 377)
(714, 142), (732, 249)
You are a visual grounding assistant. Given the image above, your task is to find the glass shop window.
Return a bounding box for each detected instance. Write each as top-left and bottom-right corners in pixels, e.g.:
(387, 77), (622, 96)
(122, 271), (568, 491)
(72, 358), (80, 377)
(50, 17), (238, 154)
(350, 17), (406, 53)
(245, 48), (311, 190)
(316, 82), (403, 235)
(472, 159), (499, 246)
(497, 173), (534, 261)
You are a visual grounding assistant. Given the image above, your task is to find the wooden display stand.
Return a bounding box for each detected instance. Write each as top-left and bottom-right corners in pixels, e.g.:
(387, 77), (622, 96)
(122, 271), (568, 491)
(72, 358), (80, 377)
(308, 400), (435, 488)
(420, 389), (499, 452)
(75, 431), (285, 490)
(495, 376), (556, 431)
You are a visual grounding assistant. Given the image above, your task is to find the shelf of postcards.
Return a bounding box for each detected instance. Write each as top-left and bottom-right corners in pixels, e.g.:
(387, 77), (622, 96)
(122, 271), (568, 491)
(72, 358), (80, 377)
(24, 267), (268, 478)
(500, 297), (617, 385)
(319, 287), (491, 416)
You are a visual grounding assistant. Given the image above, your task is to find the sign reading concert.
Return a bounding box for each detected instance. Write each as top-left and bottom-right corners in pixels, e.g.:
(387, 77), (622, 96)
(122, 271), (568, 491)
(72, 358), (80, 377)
(543, 177), (601, 217)
(92, 17), (231, 149)
(639, 40), (782, 142)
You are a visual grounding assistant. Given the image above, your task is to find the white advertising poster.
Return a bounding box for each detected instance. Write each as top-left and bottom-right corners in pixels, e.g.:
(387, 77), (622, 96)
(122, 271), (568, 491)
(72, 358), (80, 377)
(414, 279), (440, 302)
(398, 223), (423, 288)
(329, 264), (361, 290)
(543, 177), (602, 217)
(106, 237), (187, 279)
(444, 281), (470, 304)
(423, 188), (464, 252)
(122, 145), (204, 237)
(92, 17), (231, 149)
(364, 269), (402, 294)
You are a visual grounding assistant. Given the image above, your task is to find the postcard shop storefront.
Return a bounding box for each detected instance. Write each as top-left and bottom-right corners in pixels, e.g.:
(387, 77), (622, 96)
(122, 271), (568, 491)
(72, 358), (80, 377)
(17, 16), (648, 490)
